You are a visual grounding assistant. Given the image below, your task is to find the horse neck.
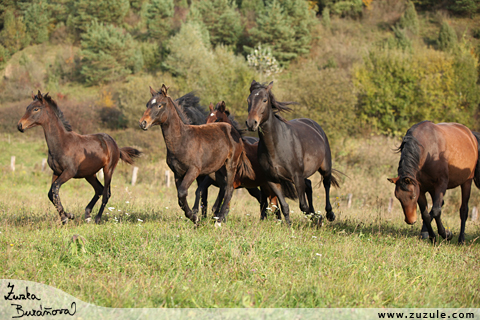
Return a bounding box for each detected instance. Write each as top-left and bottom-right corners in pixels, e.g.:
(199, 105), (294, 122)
(41, 106), (69, 153)
(258, 105), (288, 153)
(160, 97), (188, 151)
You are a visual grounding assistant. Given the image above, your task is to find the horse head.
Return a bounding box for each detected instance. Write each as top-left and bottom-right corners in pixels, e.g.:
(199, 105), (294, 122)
(246, 80), (273, 132)
(139, 84), (170, 130)
(18, 90), (50, 132)
(206, 101), (230, 124)
(388, 176), (420, 224)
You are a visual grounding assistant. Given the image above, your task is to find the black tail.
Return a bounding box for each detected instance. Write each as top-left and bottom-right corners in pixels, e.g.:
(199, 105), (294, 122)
(175, 92), (207, 125)
(471, 131), (480, 189)
(281, 180), (298, 200)
(119, 147), (142, 165)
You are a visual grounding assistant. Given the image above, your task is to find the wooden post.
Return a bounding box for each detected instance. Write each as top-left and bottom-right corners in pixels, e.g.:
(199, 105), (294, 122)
(347, 193), (352, 209)
(132, 167), (139, 186)
(98, 168), (104, 181)
(472, 206), (478, 222)
(388, 197), (393, 213)
(41, 158), (47, 171)
(165, 170), (171, 188)
(10, 156), (15, 171)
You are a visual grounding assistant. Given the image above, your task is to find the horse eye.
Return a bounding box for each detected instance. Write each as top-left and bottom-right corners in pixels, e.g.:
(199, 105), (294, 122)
(263, 99), (267, 103)
(215, 119), (221, 122)
(34, 108), (39, 111)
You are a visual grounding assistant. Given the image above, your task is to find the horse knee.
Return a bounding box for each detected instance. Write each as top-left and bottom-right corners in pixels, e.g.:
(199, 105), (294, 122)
(178, 188), (188, 200)
(431, 207), (442, 218)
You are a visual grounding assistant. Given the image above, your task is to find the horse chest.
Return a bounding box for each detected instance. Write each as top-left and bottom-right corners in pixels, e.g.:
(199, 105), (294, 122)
(47, 152), (64, 175)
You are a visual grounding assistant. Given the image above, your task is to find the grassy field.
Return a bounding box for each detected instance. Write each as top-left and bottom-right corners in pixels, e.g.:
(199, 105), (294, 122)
(1, 132), (479, 308)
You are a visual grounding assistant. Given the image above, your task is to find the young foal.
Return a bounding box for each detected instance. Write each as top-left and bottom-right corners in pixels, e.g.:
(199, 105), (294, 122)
(139, 85), (254, 224)
(17, 91), (141, 224)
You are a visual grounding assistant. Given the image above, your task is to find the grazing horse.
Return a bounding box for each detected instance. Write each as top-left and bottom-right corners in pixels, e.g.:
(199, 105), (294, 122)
(17, 91), (141, 224)
(245, 80), (339, 225)
(388, 121), (480, 244)
(139, 85), (254, 224)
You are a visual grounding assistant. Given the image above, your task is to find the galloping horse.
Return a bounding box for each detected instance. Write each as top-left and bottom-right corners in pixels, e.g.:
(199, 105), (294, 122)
(245, 80), (339, 225)
(139, 85), (254, 224)
(17, 91), (141, 224)
(388, 121), (480, 244)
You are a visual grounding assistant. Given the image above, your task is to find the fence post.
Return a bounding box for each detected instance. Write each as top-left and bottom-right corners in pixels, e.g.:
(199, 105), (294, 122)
(10, 156), (15, 171)
(165, 170), (171, 188)
(132, 167), (139, 186)
(347, 193), (352, 209)
(472, 206), (478, 222)
(388, 197), (394, 213)
(41, 158), (47, 171)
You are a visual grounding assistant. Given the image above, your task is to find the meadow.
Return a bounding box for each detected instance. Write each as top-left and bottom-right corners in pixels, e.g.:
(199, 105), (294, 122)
(1, 131), (479, 308)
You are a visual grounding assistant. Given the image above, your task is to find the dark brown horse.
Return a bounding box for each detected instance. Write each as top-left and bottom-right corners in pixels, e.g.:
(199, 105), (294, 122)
(388, 121), (480, 244)
(245, 80), (339, 225)
(17, 91), (141, 224)
(139, 85), (254, 224)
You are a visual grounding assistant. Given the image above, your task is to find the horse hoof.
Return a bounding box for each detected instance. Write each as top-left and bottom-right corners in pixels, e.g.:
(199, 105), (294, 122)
(85, 217), (92, 223)
(214, 221), (222, 228)
(420, 232), (429, 240)
(446, 230), (453, 241)
(311, 214), (323, 227)
(326, 211), (335, 222)
(61, 218), (68, 225)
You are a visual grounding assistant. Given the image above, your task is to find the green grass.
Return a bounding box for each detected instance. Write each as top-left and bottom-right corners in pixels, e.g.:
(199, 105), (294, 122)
(0, 134), (479, 308)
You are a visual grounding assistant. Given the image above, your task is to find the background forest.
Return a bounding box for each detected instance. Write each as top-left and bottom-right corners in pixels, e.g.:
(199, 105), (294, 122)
(0, 0), (479, 138)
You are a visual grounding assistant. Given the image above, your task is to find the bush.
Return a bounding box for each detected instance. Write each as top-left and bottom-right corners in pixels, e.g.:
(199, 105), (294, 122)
(398, 1), (419, 35)
(80, 21), (143, 85)
(438, 21), (457, 51)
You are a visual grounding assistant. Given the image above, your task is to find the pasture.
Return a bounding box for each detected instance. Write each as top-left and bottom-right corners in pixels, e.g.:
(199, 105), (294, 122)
(1, 131), (479, 308)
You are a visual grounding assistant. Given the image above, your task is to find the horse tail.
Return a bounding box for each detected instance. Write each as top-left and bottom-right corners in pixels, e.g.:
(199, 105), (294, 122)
(236, 150), (255, 181)
(330, 169), (344, 188)
(281, 180), (298, 200)
(119, 147), (142, 165)
(471, 131), (480, 189)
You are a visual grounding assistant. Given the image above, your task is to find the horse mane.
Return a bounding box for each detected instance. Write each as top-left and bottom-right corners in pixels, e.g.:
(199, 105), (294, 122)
(250, 81), (298, 123)
(214, 103), (245, 136)
(175, 92), (207, 125)
(36, 93), (72, 132)
(395, 122), (427, 190)
(165, 94), (191, 125)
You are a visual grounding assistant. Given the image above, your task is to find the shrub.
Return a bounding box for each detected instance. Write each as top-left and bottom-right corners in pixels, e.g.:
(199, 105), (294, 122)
(80, 21), (143, 85)
(0, 9), (29, 53)
(398, 1), (419, 35)
(438, 21), (458, 51)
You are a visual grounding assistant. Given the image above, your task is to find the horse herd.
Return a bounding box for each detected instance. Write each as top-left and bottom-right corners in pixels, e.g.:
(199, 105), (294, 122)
(16, 80), (480, 244)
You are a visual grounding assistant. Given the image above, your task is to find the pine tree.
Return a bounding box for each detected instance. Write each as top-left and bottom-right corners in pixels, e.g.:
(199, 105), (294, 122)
(144, 0), (174, 41)
(438, 21), (457, 51)
(23, 2), (50, 44)
(399, 1), (419, 35)
(80, 20), (142, 85)
(0, 9), (28, 53)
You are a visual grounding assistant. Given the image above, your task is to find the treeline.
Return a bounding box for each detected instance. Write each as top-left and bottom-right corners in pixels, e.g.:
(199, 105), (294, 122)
(0, 0), (479, 138)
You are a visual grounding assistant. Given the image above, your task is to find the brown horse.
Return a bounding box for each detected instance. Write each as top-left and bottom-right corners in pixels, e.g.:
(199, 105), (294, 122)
(139, 85), (254, 224)
(388, 121), (480, 244)
(17, 91), (141, 224)
(245, 80), (339, 225)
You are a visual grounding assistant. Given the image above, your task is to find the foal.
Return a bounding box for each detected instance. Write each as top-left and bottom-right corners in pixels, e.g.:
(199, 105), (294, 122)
(17, 91), (141, 224)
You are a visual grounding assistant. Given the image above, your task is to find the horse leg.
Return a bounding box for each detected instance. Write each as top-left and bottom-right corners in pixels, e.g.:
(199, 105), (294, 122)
(293, 175), (309, 215)
(458, 180), (472, 244)
(212, 171), (226, 217)
(246, 187), (262, 204)
(418, 193), (436, 242)
(175, 169), (200, 224)
(259, 187), (269, 220)
(322, 172), (335, 222)
(94, 168), (113, 224)
(430, 187), (450, 241)
(193, 176), (212, 219)
(48, 172), (75, 224)
(267, 181), (291, 226)
(216, 168), (235, 224)
(84, 175), (104, 223)
(305, 178), (315, 214)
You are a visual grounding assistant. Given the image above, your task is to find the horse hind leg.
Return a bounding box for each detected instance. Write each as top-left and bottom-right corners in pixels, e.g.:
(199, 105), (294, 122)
(85, 175), (104, 223)
(94, 167), (113, 224)
(321, 172), (336, 222)
(305, 178), (315, 214)
(458, 180), (472, 244)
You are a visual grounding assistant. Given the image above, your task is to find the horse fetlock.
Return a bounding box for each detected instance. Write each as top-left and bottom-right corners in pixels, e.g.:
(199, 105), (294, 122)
(326, 210), (336, 222)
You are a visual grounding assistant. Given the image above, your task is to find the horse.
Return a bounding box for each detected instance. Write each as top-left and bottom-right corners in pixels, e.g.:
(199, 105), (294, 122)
(204, 101), (281, 219)
(245, 80), (339, 225)
(388, 121), (480, 244)
(17, 91), (141, 224)
(139, 85), (255, 225)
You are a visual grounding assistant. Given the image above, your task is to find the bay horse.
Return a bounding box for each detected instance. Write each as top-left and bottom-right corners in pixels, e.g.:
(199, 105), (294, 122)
(17, 91), (141, 224)
(139, 85), (254, 225)
(388, 121), (480, 244)
(245, 80), (339, 225)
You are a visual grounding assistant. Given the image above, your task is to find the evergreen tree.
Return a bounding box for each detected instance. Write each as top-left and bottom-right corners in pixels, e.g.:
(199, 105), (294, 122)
(0, 9), (28, 53)
(23, 2), (50, 44)
(399, 1), (419, 35)
(144, 0), (174, 41)
(188, 0), (243, 47)
(80, 20), (142, 85)
(438, 21), (457, 51)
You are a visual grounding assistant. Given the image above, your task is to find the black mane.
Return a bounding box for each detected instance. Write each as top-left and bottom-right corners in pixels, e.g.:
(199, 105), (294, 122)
(396, 121), (427, 189)
(37, 94), (72, 132)
(250, 81), (298, 122)
(175, 92), (207, 125)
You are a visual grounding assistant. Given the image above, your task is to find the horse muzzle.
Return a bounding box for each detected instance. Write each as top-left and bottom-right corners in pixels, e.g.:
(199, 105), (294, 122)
(245, 119), (259, 132)
(17, 122), (25, 133)
(139, 120), (149, 131)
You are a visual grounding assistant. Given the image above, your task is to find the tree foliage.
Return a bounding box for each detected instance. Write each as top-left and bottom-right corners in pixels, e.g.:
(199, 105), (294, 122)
(144, 0), (174, 41)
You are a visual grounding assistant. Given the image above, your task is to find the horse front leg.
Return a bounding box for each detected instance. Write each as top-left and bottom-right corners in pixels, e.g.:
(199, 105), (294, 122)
(176, 168), (200, 224)
(48, 172), (75, 224)
(418, 193), (436, 242)
(430, 186), (451, 241)
(267, 181), (291, 226)
(193, 176), (212, 219)
(458, 179), (472, 244)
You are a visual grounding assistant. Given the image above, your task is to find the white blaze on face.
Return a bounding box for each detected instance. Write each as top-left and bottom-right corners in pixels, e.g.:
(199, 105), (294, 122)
(255, 92), (260, 96)
(210, 113), (215, 116)
(151, 98), (156, 104)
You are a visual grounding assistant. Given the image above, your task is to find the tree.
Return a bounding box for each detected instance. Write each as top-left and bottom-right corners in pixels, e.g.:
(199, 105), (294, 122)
(399, 1), (419, 35)
(23, 2), (50, 44)
(144, 0), (174, 41)
(438, 21), (457, 51)
(80, 20), (142, 85)
(188, 0), (243, 47)
(0, 9), (28, 53)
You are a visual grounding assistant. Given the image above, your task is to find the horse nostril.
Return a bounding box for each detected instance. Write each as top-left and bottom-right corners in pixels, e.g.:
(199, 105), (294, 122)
(17, 123), (24, 132)
(139, 120), (148, 130)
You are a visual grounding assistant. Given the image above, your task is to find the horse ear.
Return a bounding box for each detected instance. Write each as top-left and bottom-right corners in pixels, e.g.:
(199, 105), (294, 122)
(218, 101), (226, 113)
(387, 177), (399, 184)
(44, 92), (50, 99)
(149, 86), (156, 97)
(225, 110), (230, 116)
(37, 90), (43, 102)
(249, 80), (257, 92)
(266, 81), (274, 92)
(209, 102), (214, 112)
(161, 84), (169, 96)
